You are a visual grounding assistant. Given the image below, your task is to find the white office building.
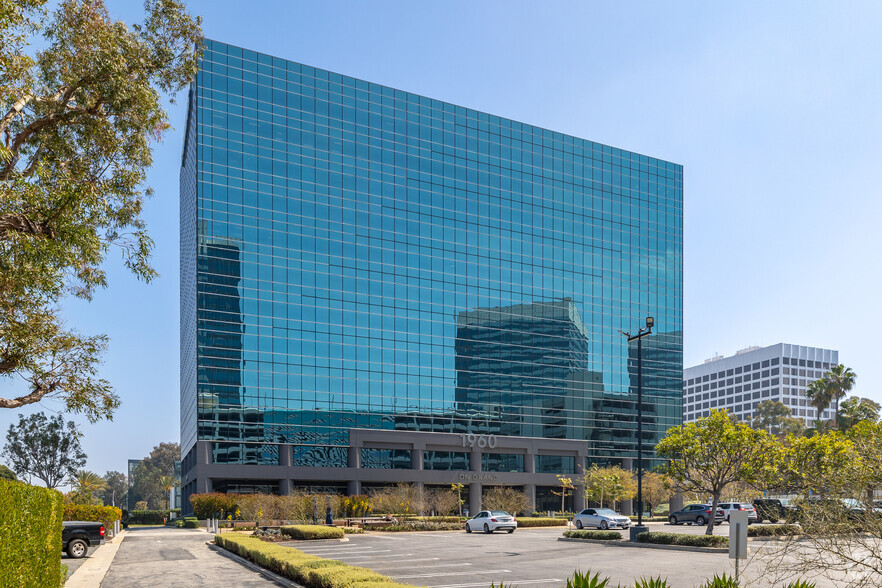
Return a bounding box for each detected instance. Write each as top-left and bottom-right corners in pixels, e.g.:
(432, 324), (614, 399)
(683, 343), (838, 425)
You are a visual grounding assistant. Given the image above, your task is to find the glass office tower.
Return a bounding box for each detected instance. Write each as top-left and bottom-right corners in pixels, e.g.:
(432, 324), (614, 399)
(180, 39), (683, 512)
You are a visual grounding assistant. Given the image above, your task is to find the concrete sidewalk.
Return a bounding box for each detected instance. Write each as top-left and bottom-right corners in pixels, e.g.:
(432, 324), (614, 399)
(66, 530), (127, 587)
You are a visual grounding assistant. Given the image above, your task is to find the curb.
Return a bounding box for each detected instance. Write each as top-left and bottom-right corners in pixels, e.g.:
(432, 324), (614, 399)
(208, 542), (302, 587)
(557, 536), (728, 553)
(65, 530), (127, 587)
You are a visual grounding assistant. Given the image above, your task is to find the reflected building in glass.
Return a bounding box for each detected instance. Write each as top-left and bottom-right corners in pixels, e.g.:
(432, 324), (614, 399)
(180, 39), (683, 514)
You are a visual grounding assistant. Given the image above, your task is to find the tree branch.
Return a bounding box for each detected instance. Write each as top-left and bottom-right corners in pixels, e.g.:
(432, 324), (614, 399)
(0, 212), (56, 241)
(0, 381), (56, 409)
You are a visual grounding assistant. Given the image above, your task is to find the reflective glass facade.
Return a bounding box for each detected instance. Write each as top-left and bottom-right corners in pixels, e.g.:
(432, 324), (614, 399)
(181, 40), (683, 489)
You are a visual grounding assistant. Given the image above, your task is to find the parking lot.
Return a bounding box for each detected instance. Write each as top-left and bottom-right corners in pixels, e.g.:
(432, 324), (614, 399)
(282, 523), (845, 588)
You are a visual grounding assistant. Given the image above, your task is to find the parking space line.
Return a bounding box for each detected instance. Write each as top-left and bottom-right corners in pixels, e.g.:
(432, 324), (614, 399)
(393, 569), (511, 579)
(432, 580), (562, 588)
(341, 553), (417, 560)
(298, 548), (390, 555)
(346, 557), (438, 564)
(368, 563), (470, 570)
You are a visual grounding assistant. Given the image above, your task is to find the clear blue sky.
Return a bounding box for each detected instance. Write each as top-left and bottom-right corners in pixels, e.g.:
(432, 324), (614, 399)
(4, 1), (881, 478)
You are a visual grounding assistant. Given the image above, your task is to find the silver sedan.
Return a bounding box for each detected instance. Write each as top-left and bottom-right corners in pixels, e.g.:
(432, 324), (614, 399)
(572, 508), (631, 530)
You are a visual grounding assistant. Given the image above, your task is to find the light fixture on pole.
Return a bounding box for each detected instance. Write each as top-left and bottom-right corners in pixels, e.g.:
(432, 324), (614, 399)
(619, 316), (653, 541)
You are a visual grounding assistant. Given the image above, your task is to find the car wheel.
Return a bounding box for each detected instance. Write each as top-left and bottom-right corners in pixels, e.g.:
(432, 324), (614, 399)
(575, 520), (583, 529)
(600, 521), (609, 530)
(465, 523), (471, 533)
(484, 523), (491, 534)
(507, 529), (514, 534)
(67, 539), (88, 559)
(696, 516), (706, 526)
(669, 516), (678, 525)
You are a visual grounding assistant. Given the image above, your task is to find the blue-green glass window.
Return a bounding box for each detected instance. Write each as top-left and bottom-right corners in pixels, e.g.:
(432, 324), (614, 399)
(535, 455), (575, 474)
(482, 453), (525, 473)
(361, 448), (412, 469)
(424, 451), (468, 471)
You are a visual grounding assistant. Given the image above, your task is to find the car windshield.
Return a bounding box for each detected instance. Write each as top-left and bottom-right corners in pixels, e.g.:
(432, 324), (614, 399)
(490, 511), (510, 516)
(595, 509), (618, 516)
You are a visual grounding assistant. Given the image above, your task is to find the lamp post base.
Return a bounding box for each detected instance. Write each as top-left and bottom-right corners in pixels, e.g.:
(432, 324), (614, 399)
(629, 524), (649, 542)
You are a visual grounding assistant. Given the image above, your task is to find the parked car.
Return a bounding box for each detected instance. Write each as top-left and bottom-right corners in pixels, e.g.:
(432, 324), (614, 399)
(465, 510), (517, 533)
(753, 498), (798, 523)
(668, 504), (724, 526)
(572, 508), (631, 530)
(718, 502), (758, 524)
(62, 521), (105, 558)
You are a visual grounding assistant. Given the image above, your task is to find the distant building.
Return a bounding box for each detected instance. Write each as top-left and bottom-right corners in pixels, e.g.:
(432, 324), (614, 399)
(683, 343), (838, 425)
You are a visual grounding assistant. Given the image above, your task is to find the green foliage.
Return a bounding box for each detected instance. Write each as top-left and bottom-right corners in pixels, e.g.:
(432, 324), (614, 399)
(701, 574), (739, 588)
(0, 479), (64, 587)
(189, 492), (238, 519)
(635, 577), (671, 588)
(214, 533), (419, 588)
(62, 503), (121, 529)
(0, 463), (16, 480)
(340, 494), (370, 517)
(128, 509), (176, 524)
(516, 517), (569, 527)
(174, 516), (198, 528)
(838, 397), (880, 431)
(376, 521), (462, 532)
(782, 581), (817, 588)
(655, 409), (779, 534)
(582, 464), (636, 509)
(562, 529), (622, 540)
(776, 431), (855, 494)
(483, 486), (531, 515)
(280, 524), (345, 540)
(565, 569), (610, 588)
(636, 532), (728, 548)
(100, 470), (126, 508)
(2, 411), (86, 488)
(128, 441), (179, 509)
(747, 524), (800, 537)
(0, 0), (202, 421)
(70, 469), (106, 504)
(749, 400), (805, 438)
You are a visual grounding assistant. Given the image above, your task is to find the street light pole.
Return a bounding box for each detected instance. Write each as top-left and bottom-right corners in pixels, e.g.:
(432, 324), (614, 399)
(619, 316), (653, 539)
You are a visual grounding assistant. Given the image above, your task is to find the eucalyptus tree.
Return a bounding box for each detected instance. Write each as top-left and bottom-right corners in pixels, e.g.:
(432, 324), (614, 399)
(0, 0), (201, 420)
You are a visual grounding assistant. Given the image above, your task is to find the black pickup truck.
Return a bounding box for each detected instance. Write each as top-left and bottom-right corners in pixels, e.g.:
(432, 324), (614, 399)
(62, 521), (105, 558)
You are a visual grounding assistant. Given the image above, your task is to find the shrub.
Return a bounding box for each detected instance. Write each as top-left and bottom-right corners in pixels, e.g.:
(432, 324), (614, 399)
(563, 530), (622, 540)
(636, 532), (727, 548)
(341, 526), (364, 534)
(701, 574), (739, 587)
(63, 504), (122, 530)
(189, 492), (238, 519)
(566, 570), (611, 587)
(214, 533), (418, 587)
(126, 509), (166, 525)
(483, 486), (531, 516)
(516, 517), (568, 527)
(0, 480), (64, 588)
(747, 523), (800, 537)
(378, 521), (462, 532)
(635, 578), (670, 588)
(281, 525), (345, 540)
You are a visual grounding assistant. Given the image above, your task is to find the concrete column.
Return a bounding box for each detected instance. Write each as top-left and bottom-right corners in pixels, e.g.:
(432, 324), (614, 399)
(279, 444), (293, 467)
(197, 476), (212, 493)
(412, 448), (424, 470)
(524, 452), (535, 473)
(348, 445), (361, 468)
(621, 499), (633, 516)
(348, 480), (362, 496)
(469, 451), (482, 472)
(524, 484), (537, 512)
(279, 479), (293, 496)
(574, 486), (585, 511)
(468, 482), (482, 515)
(669, 491), (684, 514)
(198, 440), (212, 466)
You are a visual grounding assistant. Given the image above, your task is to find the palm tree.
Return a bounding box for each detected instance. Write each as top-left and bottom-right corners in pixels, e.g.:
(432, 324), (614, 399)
(805, 379), (833, 422)
(72, 470), (106, 504)
(159, 474), (177, 511)
(824, 364), (856, 429)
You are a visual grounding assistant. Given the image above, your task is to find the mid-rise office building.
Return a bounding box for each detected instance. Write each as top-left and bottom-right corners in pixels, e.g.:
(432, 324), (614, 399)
(683, 343), (838, 425)
(180, 40), (683, 513)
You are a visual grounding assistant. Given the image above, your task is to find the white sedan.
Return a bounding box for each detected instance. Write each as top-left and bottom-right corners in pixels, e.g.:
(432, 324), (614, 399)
(572, 508), (631, 530)
(465, 510), (517, 533)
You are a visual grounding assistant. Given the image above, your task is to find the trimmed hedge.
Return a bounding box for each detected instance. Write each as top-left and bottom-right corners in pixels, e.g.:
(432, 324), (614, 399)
(281, 525), (345, 540)
(215, 533), (418, 587)
(63, 504), (122, 530)
(190, 492), (237, 519)
(377, 521), (462, 532)
(0, 479), (64, 587)
(563, 529), (622, 540)
(516, 517), (568, 527)
(127, 509), (180, 524)
(636, 532), (728, 548)
(176, 516), (200, 528)
(748, 524), (800, 537)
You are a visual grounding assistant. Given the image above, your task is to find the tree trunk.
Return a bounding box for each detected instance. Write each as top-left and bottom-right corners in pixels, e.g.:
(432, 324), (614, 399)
(707, 492), (720, 536)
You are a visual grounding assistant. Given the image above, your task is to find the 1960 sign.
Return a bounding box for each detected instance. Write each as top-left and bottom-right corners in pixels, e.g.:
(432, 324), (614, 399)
(460, 433), (497, 449)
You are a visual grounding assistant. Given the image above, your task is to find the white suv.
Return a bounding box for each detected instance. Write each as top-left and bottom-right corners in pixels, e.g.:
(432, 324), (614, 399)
(718, 502), (758, 524)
